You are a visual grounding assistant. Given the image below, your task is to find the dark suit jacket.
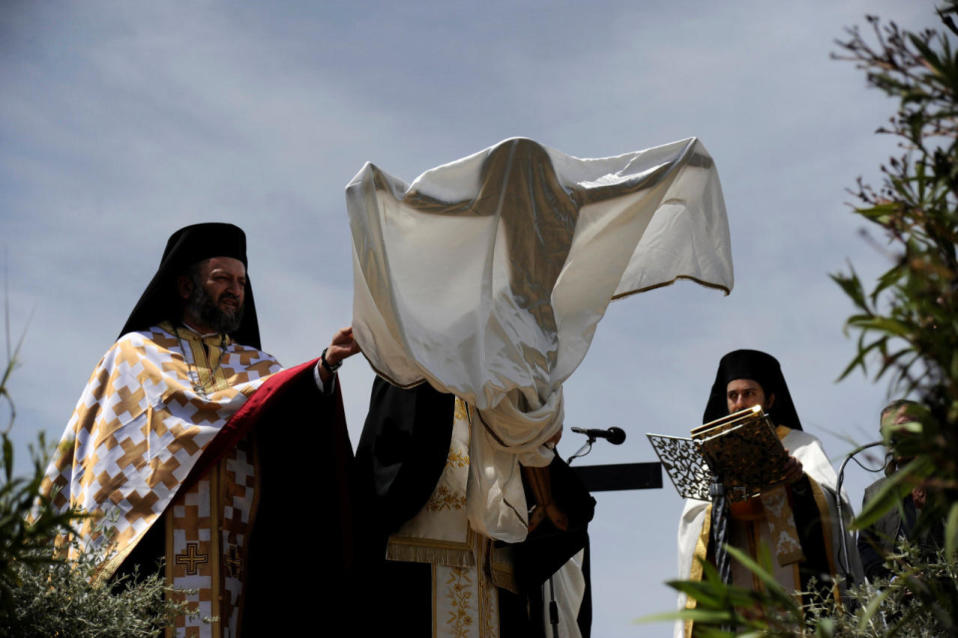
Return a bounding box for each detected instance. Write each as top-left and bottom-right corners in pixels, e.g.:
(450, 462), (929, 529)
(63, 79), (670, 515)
(857, 478), (905, 581)
(857, 476), (942, 582)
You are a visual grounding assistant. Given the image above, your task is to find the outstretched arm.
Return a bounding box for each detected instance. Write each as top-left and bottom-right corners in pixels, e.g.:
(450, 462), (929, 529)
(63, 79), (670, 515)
(318, 326), (361, 385)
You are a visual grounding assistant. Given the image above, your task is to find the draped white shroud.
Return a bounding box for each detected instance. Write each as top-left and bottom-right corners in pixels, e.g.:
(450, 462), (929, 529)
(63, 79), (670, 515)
(348, 137), (733, 542)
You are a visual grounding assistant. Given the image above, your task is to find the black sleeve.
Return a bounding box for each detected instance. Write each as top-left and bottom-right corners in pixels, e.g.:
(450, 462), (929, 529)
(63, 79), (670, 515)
(354, 376), (455, 545)
(789, 476), (835, 591)
(857, 481), (895, 582)
(244, 363), (356, 632)
(513, 454), (595, 590)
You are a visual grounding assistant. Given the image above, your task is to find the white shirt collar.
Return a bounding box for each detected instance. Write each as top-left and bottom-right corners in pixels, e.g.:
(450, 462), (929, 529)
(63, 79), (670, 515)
(181, 321), (220, 339)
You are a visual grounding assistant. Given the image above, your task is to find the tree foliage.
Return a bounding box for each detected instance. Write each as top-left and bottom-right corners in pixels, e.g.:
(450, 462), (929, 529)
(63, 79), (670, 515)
(653, 3), (958, 635)
(830, 2), (958, 554)
(653, 542), (958, 638)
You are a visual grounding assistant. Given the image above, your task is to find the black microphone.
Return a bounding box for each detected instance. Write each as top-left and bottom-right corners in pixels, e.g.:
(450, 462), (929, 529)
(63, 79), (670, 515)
(570, 426), (626, 445)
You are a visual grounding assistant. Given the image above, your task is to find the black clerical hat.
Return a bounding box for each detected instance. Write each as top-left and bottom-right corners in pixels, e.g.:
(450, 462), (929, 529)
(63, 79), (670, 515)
(702, 349), (802, 430)
(119, 223), (262, 348)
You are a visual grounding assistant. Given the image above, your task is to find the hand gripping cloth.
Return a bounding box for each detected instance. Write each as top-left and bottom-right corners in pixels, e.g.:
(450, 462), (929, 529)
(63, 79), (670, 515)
(347, 137), (733, 541)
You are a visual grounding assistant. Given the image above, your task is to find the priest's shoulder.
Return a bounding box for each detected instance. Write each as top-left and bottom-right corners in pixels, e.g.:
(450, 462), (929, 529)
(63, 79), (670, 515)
(780, 426), (825, 450)
(114, 324), (181, 351)
(112, 325), (276, 363)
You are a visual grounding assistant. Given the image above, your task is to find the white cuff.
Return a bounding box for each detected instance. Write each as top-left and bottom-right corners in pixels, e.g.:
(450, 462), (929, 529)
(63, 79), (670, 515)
(313, 361), (337, 395)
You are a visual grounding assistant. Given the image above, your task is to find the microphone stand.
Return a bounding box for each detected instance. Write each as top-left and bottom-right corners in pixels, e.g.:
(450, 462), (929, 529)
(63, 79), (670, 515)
(567, 436), (595, 465)
(567, 427), (625, 464)
(542, 437), (597, 638)
(543, 428), (621, 638)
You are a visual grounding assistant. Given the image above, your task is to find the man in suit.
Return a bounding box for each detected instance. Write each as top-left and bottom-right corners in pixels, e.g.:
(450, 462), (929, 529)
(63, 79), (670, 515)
(858, 400), (941, 582)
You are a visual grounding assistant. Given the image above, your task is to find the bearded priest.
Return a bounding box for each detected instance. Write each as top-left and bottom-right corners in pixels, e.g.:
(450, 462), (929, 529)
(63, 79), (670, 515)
(42, 223), (359, 637)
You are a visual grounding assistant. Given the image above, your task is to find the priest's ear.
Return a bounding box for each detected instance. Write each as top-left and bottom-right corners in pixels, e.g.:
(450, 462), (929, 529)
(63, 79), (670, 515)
(177, 275), (194, 301)
(766, 393), (776, 411)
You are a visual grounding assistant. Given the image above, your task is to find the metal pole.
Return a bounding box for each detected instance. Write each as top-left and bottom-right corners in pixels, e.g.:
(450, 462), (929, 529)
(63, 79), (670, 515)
(835, 440), (885, 581)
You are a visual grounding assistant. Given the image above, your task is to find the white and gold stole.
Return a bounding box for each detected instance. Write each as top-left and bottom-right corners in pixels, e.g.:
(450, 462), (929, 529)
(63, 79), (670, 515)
(166, 435), (259, 638)
(386, 399), (506, 638)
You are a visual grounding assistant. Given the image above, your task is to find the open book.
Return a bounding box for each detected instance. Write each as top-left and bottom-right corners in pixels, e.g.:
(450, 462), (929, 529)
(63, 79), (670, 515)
(647, 405), (790, 502)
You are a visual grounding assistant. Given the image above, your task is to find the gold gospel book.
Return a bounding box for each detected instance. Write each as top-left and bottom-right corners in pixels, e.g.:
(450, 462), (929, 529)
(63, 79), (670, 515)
(689, 404), (790, 500)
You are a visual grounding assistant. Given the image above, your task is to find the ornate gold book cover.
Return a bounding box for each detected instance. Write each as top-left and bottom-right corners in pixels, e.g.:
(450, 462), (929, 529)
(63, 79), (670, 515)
(648, 405), (789, 501)
(692, 405), (789, 500)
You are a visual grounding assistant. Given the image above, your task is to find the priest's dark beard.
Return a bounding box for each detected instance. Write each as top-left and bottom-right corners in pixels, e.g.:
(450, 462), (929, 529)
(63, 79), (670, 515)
(187, 279), (244, 333)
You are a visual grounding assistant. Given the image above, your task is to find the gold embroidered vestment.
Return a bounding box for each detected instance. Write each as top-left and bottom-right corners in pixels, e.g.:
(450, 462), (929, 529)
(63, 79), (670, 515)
(43, 323), (282, 636)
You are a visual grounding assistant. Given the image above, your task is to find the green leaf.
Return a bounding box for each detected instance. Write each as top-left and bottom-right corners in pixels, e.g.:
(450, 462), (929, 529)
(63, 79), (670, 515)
(637, 608), (733, 625)
(830, 269), (868, 310)
(634, 610), (686, 624)
(909, 33), (942, 69)
(945, 501), (958, 562)
(872, 261), (906, 301)
(846, 316), (911, 337)
(724, 545), (800, 613)
(853, 458), (929, 530)
(858, 202), (902, 226)
(667, 580), (724, 608)
(857, 584), (894, 630)
(877, 346), (915, 379)
(2, 436), (11, 484)
(836, 336), (884, 381)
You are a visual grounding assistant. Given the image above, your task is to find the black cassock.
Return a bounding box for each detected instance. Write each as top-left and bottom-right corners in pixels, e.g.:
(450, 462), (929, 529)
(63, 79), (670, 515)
(355, 376), (594, 637)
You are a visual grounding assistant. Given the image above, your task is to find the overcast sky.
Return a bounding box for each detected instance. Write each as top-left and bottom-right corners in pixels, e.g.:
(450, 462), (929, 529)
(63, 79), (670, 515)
(0, 2), (940, 635)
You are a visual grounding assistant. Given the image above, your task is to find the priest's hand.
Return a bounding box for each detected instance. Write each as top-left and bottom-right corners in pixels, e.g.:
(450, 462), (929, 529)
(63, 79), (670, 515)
(523, 464), (568, 532)
(319, 326), (361, 383)
(782, 450), (804, 484)
(528, 501), (568, 533)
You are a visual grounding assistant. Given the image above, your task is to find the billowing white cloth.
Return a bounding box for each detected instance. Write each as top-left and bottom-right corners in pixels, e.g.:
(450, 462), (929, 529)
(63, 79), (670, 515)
(348, 137), (733, 541)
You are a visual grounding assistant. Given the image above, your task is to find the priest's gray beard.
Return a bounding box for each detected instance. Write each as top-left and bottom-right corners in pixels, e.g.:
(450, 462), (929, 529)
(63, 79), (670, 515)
(187, 277), (244, 333)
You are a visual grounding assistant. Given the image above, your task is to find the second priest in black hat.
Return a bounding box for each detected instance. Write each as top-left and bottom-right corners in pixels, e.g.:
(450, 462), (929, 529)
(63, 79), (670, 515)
(673, 350), (862, 638)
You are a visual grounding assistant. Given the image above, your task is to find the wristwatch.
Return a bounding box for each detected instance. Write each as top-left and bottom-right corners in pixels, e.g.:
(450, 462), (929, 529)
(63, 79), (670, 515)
(321, 348), (342, 374)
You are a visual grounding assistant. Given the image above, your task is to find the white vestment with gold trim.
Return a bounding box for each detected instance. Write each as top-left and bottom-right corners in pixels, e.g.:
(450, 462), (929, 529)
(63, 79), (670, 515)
(43, 322), (282, 638)
(673, 427), (863, 638)
(386, 398), (586, 638)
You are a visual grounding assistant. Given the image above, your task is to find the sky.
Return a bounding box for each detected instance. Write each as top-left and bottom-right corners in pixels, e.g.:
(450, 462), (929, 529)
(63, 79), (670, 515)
(0, 1), (941, 635)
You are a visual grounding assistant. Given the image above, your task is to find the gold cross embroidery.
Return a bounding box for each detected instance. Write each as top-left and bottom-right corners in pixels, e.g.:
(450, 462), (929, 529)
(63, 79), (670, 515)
(175, 542), (209, 575)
